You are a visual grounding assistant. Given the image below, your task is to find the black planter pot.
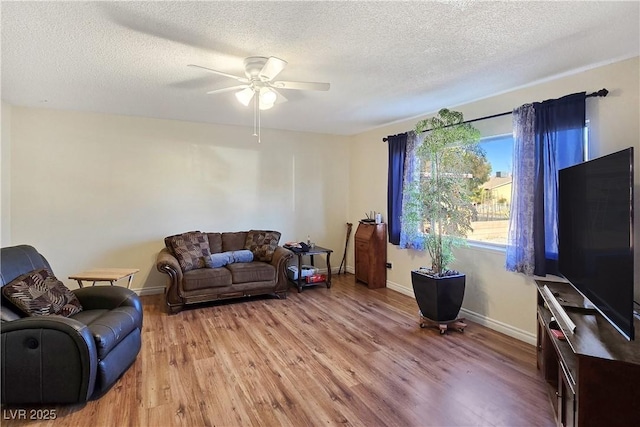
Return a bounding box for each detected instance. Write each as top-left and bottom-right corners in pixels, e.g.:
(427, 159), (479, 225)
(411, 270), (466, 322)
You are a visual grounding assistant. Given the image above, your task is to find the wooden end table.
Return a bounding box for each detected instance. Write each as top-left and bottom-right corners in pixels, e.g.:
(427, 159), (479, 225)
(69, 268), (139, 289)
(288, 246), (333, 292)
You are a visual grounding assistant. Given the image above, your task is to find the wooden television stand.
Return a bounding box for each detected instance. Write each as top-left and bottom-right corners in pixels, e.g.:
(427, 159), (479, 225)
(535, 280), (640, 427)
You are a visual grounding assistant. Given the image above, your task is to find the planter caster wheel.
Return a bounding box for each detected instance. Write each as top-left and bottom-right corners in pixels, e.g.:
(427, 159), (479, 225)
(419, 316), (467, 335)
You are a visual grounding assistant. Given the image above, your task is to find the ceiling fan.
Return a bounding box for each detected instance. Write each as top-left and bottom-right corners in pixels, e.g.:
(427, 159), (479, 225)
(188, 56), (329, 142)
(189, 56), (329, 108)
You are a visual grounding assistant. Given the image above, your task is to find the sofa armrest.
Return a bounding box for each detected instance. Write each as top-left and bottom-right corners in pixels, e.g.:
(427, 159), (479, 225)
(271, 246), (294, 293)
(271, 246), (293, 267)
(1, 316), (98, 404)
(156, 247), (184, 311)
(156, 248), (182, 279)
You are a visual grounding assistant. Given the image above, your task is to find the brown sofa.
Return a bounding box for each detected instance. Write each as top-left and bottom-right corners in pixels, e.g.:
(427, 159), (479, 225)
(156, 231), (293, 313)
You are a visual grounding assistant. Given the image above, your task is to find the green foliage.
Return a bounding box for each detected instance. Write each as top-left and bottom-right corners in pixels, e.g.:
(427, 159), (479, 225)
(405, 108), (483, 276)
(465, 148), (492, 192)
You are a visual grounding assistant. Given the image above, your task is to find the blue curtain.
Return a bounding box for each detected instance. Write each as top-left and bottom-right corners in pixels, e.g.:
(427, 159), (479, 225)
(507, 92), (586, 275)
(387, 133), (408, 245)
(533, 92), (586, 275)
(506, 104), (536, 274)
(399, 132), (424, 249)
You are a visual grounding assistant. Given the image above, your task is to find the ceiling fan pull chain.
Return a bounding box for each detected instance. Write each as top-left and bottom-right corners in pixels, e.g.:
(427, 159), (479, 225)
(257, 92), (262, 143)
(253, 91), (258, 137)
(251, 89), (261, 143)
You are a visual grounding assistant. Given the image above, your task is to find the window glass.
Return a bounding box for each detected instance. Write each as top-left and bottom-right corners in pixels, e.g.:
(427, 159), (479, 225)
(467, 134), (513, 245)
(467, 126), (588, 246)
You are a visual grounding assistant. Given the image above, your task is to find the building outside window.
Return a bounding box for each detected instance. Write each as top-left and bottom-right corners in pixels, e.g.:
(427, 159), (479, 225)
(466, 134), (513, 245)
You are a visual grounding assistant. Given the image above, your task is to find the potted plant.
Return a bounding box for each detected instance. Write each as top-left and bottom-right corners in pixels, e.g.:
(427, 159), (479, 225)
(402, 108), (484, 329)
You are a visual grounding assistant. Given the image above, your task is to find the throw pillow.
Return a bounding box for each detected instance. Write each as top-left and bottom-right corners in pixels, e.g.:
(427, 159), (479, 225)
(205, 252), (233, 268)
(244, 230), (281, 262)
(204, 250), (255, 268)
(166, 231), (212, 272)
(2, 269), (83, 317)
(232, 250), (254, 263)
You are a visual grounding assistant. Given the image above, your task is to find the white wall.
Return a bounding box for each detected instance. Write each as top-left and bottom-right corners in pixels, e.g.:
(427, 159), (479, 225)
(1, 102), (12, 246)
(7, 108), (350, 293)
(349, 57), (640, 343)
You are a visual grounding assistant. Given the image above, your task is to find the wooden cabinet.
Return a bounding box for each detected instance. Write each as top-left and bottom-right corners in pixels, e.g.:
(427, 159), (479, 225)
(354, 222), (387, 289)
(536, 280), (640, 427)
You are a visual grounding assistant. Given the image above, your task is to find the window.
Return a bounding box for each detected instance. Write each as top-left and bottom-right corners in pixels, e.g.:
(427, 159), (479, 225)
(467, 125), (589, 246)
(466, 134), (514, 245)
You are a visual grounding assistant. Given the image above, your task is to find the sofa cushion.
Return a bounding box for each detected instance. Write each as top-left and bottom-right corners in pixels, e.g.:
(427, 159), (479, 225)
(183, 267), (232, 291)
(207, 233), (223, 254)
(165, 231), (211, 272)
(226, 262), (276, 284)
(244, 230), (282, 262)
(71, 308), (109, 325)
(222, 232), (248, 252)
(0, 244), (51, 287)
(74, 307), (140, 359)
(2, 269), (83, 317)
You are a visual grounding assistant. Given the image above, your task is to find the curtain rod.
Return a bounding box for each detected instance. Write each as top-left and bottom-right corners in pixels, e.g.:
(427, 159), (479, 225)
(383, 88), (608, 142)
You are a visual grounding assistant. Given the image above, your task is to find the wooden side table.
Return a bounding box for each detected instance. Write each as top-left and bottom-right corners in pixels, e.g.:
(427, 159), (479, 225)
(69, 268), (139, 289)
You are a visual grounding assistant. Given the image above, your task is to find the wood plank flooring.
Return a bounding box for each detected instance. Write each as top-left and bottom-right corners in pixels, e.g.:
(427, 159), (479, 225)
(2, 274), (555, 427)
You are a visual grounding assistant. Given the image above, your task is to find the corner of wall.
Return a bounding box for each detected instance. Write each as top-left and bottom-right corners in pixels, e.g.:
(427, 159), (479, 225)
(1, 102), (12, 246)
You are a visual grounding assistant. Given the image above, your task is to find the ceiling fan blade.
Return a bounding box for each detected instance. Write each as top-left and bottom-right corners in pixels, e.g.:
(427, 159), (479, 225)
(272, 80), (330, 91)
(259, 57), (288, 81)
(188, 64), (248, 82)
(205, 85), (249, 95)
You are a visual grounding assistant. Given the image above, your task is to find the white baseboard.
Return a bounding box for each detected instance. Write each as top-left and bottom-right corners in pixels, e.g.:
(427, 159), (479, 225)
(131, 286), (165, 296)
(459, 308), (536, 345)
(386, 279), (411, 296)
(385, 279), (536, 345)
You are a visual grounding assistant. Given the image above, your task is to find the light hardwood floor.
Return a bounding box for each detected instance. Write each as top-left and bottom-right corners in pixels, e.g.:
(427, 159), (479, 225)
(2, 274), (555, 427)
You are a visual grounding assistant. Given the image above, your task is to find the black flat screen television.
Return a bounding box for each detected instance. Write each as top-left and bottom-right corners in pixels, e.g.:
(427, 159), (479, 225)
(558, 147), (635, 340)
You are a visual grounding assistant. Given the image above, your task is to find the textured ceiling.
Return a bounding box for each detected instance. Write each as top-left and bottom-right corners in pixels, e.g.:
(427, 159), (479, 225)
(2, 1), (639, 135)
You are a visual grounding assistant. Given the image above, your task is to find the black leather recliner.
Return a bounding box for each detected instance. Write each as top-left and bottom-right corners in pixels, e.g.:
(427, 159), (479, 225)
(0, 245), (143, 404)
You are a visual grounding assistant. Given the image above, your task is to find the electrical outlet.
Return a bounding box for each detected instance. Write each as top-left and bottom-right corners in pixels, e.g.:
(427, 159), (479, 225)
(386, 262), (392, 269)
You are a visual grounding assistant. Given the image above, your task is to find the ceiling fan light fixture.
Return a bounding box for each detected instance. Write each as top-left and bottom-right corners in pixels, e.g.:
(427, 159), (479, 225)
(235, 87), (254, 106)
(259, 100), (275, 111)
(259, 88), (277, 110)
(261, 88), (277, 104)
